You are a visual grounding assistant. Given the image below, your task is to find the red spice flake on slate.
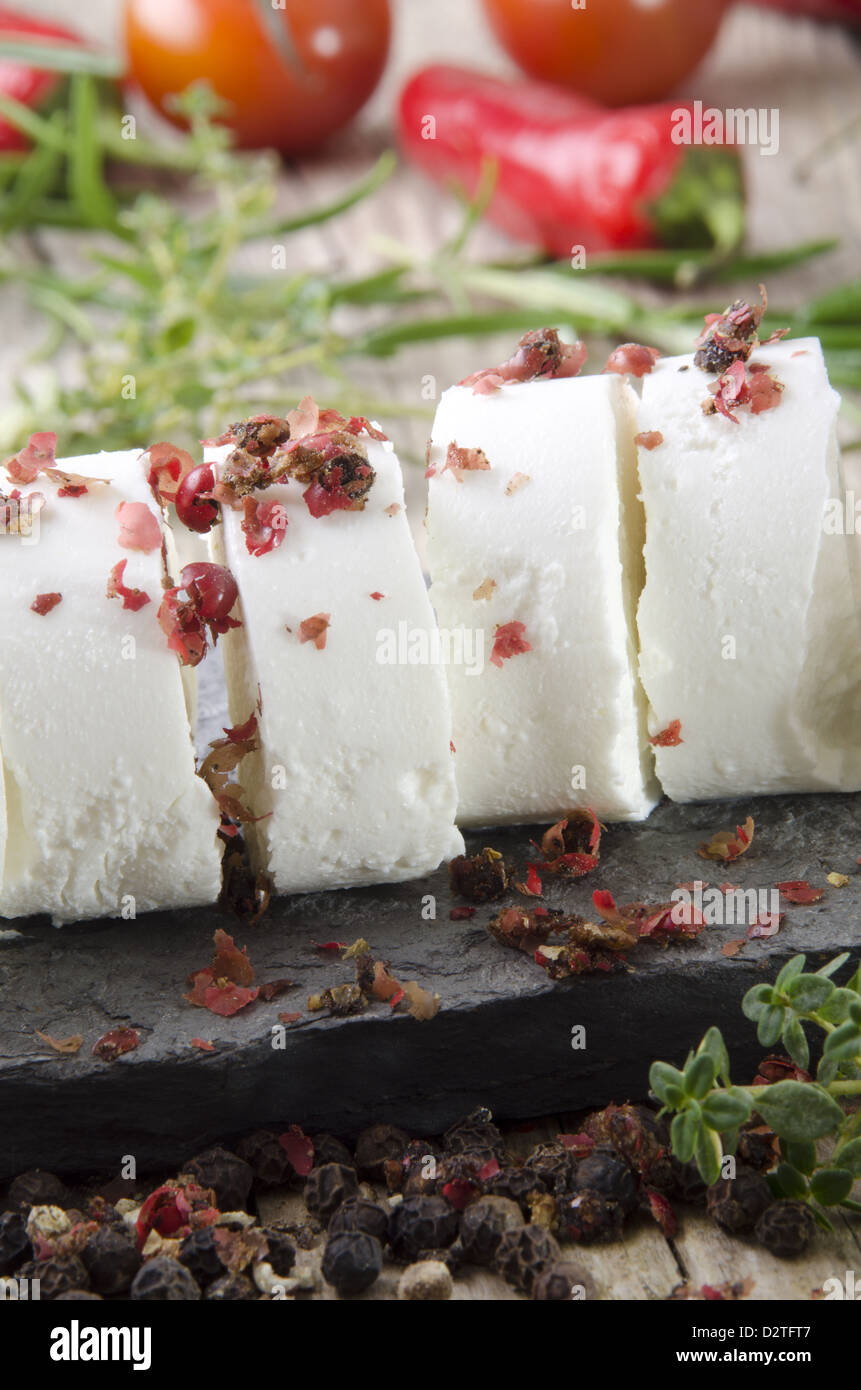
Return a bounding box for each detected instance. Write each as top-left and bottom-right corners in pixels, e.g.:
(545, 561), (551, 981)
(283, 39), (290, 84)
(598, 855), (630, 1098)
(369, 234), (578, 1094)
(106, 559), (150, 612)
(279, 1011), (302, 1024)
(185, 928), (260, 1017)
(369, 591), (385, 600)
(488, 906), (558, 953)
(298, 612), (330, 649)
(30, 592), (62, 615)
(190, 1038), (215, 1052)
(698, 815), (754, 862)
(603, 343), (661, 377)
(5, 430), (57, 483)
(241, 495), (287, 556)
(450, 906), (476, 920)
(35, 1030), (82, 1054)
(722, 939), (746, 958)
(635, 430), (664, 450)
(460, 328), (586, 395)
(449, 846), (510, 902)
(649, 719), (683, 747)
(516, 864), (543, 897)
(314, 939), (347, 953)
(753, 1054), (811, 1086)
(115, 500), (161, 553)
(490, 620), (531, 668)
(145, 442), (197, 507)
(532, 808), (602, 878)
(747, 911), (784, 940)
(278, 1126), (315, 1177)
(257, 979), (295, 1001)
(158, 561), (241, 667)
(776, 879), (823, 905)
(92, 1028), (140, 1062)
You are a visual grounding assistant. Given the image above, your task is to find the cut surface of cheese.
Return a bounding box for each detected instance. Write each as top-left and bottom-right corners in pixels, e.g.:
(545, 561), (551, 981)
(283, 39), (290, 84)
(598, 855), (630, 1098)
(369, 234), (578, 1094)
(636, 337), (861, 800)
(0, 451), (222, 924)
(206, 434), (463, 894)
(426, 374), (659, 827)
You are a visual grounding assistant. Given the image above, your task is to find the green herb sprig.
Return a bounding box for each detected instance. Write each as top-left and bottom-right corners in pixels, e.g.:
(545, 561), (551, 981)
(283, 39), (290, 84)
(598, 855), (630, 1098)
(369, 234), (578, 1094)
(650, 952), (861, 1229)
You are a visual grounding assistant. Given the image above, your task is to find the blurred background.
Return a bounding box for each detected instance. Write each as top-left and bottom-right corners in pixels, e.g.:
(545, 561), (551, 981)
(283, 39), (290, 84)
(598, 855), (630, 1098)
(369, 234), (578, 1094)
(1, 0), (859, 523)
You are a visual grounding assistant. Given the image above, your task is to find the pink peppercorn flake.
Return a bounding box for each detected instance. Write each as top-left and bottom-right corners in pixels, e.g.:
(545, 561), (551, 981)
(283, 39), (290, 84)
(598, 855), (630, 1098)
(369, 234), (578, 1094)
(298, 612), (330, 649)
(490, 620), (531, 668)
(30, 592), (62, 615)
(5, 431), (57, 483)
(106, 559), (150, 612)
(603, 343), (661, 378)
(116, 500), (161, 553)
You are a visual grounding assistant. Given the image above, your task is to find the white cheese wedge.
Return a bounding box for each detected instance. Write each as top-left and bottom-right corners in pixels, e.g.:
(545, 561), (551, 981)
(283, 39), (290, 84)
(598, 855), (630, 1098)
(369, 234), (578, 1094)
(636, 337), (861, 800)
(205, 434), (463, 894)
(0, 451), (223, 924)
(426, 375), (659, 826)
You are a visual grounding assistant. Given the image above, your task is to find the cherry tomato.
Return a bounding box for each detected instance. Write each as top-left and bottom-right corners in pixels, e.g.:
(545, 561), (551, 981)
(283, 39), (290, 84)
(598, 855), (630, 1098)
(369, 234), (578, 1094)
(123, 0), (390, 155)
(481, 0), (731, 107)
(0, 6), (84, 151)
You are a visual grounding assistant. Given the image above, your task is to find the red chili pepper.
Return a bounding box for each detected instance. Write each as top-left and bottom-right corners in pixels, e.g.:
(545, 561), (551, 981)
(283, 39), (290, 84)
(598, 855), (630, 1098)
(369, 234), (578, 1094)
(0, 6), (85, 151)
(397, 65), (744, 258)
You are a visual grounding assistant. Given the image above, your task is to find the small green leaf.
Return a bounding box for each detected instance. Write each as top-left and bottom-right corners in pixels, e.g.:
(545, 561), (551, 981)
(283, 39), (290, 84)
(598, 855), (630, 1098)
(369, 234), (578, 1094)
(823, 1020), (861, 1061)
(782, 1016), (810, 1071)
(775, 955), (806, 991)
(809, 1168), (853, 1206)
(698, 1026), (731, 1084)
(816, 952), (850, 978)
(817, 1054), (839, 1086)
(671, 1108), (701, 1164)
(819, 988), (858, 1026)
(753, 1080), (845, 1141)
(701, 1087), (753, 1131)
(782, 1139), (818, 1175)
(774, 1162), (808, 1200)
(757, 1005), (786, 1048)
(694, 1123), (723, 1187)
(834, 1137), (861, 1177)
(850, 1000), (861, 1027)
(846, 963), (861, 995)
(684, 1052), (717, 1100)
(650, 1061), (687, 1108)
(785, 973), (835, 1011)
(742, 983), (775, 1021)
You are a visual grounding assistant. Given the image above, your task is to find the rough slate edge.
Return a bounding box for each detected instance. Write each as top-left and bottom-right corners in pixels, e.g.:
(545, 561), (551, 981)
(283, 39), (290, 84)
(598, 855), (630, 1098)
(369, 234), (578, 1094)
(0, 792), (858, 1179)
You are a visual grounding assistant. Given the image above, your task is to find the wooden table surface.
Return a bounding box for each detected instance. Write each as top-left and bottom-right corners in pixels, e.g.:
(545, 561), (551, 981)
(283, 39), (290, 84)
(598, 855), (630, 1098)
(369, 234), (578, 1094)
(6, 0), (861, 1300)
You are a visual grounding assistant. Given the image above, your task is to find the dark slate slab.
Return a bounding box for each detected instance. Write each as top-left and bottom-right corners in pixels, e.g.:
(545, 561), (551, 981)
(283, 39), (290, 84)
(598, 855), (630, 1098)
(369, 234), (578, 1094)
(1, 792), (859, 1180)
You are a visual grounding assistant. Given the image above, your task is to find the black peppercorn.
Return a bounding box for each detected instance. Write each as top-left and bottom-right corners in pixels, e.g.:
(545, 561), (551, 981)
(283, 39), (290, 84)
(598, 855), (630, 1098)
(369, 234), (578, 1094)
(449, 847), (510, 903)
(671, 1157), (708, 1204)
(183, 1146), (253, 1211)
(706, 1166), (773, 1235)
(523, 1141), (576, 1190)
(737, 1128), (776, 1173)
(0, 1210), (32, 1274)
(388, 1196), (459, 1262)
(443, 1108), (505, 1162)
(261, 1228), (296, 1277)
(557, 1191), (624, 1244)
(81, 1225), (141, 1296)
(18, 1256), (89, 1300)
(178, 1227), (224, 1287)
(310, 1134), (355, 1170)
(355, 1124), (410, 1182)
(205, 1272), (258, 1300)
(322, 1231), (383, 1296)
(131, 1256), (201, 1301)
(328, 1198), (390, 1244)
(401, 1140), (443, 1196)
(532, 1262), (594, 1301)
(755, 1200), (816, 1258)
(458, 1197), (522, 1266)
(235, 1130), (294, 1187)
(487, 1166), (547, 1218)
(574, 1146), (639, 1215)
(8, 1170), (70, 1210)
(304, 1163), (359, 1221)
(585, 1104), (674, 1191)
(494, 1224), (561, 1294)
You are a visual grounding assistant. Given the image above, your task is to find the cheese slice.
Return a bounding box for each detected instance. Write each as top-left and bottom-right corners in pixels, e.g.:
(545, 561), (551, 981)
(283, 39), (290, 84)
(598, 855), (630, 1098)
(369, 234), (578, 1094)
(636, 337), (861, 800)
(0, 451), (223, 924)
(205, 433), (463, 894)
(426, 374), (659, 826)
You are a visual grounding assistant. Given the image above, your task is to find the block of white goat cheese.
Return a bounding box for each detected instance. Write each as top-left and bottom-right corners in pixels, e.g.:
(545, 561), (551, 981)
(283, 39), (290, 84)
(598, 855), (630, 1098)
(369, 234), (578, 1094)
(206, 421), (463, 894)
(0, 449), (223, 924)
(425, 374), (659, 826)
(636, 336), (861, 800)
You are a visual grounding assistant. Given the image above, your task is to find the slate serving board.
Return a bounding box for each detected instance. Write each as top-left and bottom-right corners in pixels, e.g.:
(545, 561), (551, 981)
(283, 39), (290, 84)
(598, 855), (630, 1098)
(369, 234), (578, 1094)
(1, 790), (858, 1180)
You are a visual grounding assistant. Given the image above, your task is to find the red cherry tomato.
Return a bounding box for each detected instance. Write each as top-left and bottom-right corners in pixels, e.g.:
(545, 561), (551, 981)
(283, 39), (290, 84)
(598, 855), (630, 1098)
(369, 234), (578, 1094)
(481, 0), (731, 107)
(123, 0), (391, 155)
(0, 6), (84, 151)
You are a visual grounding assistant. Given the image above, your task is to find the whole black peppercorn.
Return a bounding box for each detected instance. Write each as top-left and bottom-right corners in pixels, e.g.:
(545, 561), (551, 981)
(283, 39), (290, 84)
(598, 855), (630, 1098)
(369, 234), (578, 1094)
(557, 1191), (624, 1244)
(755, 1200), (816, 1258)
(574, 1146), (639, 1215)
(81, 1225), (141, 1296)
(487, 1166), (547, 1218)
(449, 847), (510, 903)
(494, 1224), (561, 1294)
(737, 1128), (776, 1173)
(321, 1231), (383, 1296)
(328, 1198), (390, 1244)
(443, 1108), (505, 1162)
(533, 1262), (594, 1301)
(458, 1197), (522, 1266)
(304, 1163), (359, 1221)
(205, 1272), (258, 1300)
(18, 1256), (89, 1300)
(131, 1256), (201, 1301)
(0, 1210), (32, 1274)
(235, 1130), (294, 1188)
(354, 1124), (410, 1182)
(401, 1140), (443, 1196)
(261, 1228), (295, 1277)
(8, 1170), (70, 1210)
(388, 1196), (459, 1263)
(585, 1104), (674, 1191)
(178, 1227), (224, 1287)
(310, 1133), (355, 1170)
(706, 1166), (773, 1235)
(183, 1146), (253, 1211)
(672, 1157), (708, 1204)
(523, 1141), (576, 1191)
